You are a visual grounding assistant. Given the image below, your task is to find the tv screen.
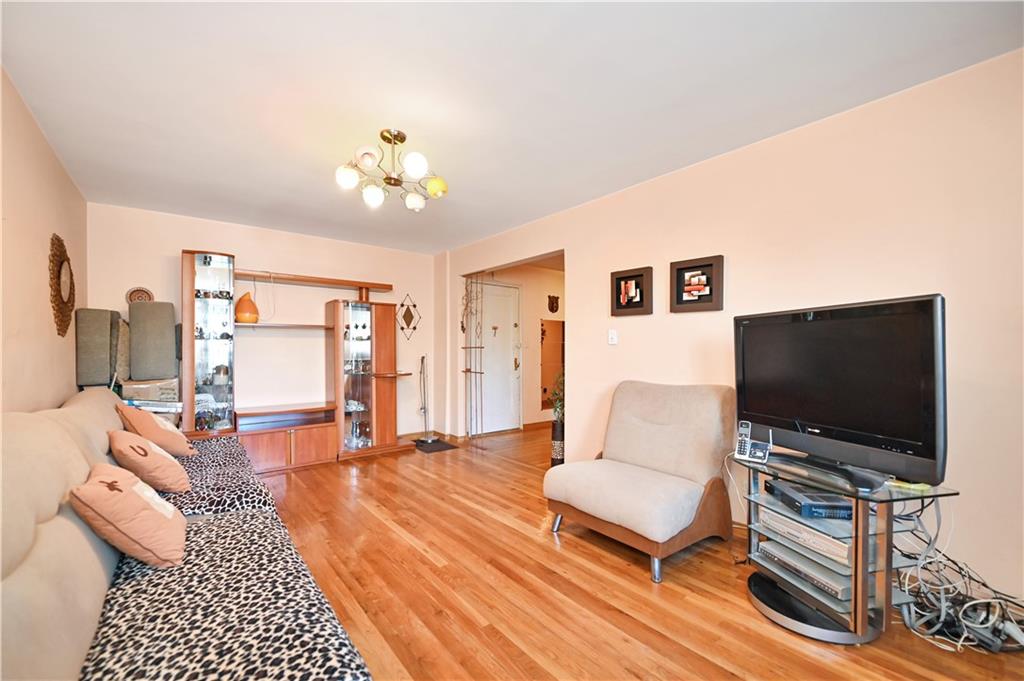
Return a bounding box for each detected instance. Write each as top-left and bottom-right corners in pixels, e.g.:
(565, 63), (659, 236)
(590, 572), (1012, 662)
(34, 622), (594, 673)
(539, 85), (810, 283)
(734, 295), (946, 484)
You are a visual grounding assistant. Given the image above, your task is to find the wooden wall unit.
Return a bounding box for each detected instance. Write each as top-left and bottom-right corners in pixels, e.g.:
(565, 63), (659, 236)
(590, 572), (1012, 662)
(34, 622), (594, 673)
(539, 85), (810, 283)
(236, 403), (338, 473)
(179, 253), (410, 472)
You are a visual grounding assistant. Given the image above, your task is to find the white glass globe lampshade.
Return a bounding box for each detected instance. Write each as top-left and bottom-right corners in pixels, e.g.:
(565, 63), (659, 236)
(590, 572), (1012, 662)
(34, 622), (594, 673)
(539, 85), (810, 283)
(404, 192), (426, 212)
(335, 165), (360, 190)
(354, 145), (381, 170)
(402, 151), (429, 180)
(362, 183), (386, 208)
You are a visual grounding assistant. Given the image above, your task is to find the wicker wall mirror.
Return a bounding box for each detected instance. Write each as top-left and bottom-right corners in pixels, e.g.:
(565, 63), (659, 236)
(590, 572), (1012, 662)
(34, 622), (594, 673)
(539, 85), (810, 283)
(49, 233), (75, 336)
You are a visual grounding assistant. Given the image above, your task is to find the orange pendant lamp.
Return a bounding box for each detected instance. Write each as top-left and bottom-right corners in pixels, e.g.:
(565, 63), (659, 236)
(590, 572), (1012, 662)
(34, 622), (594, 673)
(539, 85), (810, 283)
(235, 292), (259, 323)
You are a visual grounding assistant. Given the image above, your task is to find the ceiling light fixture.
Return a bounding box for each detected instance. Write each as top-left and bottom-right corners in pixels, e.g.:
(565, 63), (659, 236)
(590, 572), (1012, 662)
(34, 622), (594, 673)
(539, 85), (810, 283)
(335, 129), (447, 212)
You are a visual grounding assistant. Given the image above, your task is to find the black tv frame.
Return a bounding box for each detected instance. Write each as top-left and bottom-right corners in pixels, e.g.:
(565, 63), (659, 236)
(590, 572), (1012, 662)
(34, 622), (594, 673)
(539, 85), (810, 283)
(734, 294), (947, 486)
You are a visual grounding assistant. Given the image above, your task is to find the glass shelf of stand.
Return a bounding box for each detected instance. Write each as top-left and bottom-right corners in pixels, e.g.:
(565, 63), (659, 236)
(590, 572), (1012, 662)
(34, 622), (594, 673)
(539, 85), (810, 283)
(730, 455), (959, 504)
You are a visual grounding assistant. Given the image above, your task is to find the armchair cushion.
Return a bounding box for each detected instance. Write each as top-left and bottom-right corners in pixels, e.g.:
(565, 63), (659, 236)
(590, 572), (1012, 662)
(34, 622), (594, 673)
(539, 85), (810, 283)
(603, 382), (735, 485)
(543, 459), (704, 543)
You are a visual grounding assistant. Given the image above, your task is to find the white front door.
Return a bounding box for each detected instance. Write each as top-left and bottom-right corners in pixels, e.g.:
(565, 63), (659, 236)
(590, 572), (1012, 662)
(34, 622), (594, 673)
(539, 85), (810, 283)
(481, 283), (521, 433)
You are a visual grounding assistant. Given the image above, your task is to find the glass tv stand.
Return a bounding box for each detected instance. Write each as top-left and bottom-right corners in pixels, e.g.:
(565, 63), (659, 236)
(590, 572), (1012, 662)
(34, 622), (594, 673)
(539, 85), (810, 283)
(732, 455), (958, 644)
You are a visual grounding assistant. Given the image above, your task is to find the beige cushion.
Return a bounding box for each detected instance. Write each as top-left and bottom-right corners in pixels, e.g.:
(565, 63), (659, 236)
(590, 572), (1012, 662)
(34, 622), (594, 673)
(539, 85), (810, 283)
(543, 460), (704, 543)
(108, 430), (191, 493)
(1, 411), (119, 680)
(70, 463), (186, 568)
(116, 403), (195, 456)
(38, 387), (125, 466)
(603, 382), (735, 485)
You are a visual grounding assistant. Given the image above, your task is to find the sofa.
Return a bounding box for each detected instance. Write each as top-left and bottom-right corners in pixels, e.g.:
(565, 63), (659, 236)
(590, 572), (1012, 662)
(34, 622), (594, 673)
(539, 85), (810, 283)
(543, 381), (735, 582)
(1, 388), (371, 680)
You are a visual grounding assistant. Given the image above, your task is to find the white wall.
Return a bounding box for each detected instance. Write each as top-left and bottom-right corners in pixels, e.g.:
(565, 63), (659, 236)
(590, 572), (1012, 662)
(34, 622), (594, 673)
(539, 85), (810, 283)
(486, 265), (564, 425)
(2, 71), (87, 412)
(440, 52), (1024, 593)
(86, 203), (434, 435)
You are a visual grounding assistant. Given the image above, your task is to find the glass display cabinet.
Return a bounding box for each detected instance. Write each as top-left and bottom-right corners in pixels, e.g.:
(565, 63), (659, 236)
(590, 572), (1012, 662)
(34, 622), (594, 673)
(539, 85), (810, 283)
(181, 250), (235, 435)
(329, 299), (409, 457)
(343, 300), (374, 450)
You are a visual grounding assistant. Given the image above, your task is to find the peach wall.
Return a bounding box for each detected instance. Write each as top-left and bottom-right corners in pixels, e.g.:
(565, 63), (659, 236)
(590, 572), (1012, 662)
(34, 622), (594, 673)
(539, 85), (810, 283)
(441, 51), (1024, 593)
(86, 203), (435, 435)
(485, 265), (565, 425)
(2, 71), (87, 412)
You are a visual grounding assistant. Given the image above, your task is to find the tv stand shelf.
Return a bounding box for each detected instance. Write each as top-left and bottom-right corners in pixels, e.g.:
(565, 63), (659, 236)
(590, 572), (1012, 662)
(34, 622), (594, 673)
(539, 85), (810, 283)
(732, 454), (958, 645)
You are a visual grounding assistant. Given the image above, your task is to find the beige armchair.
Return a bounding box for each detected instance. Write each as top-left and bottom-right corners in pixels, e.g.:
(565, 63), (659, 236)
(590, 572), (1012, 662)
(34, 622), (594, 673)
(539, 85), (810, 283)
(543, 381), (735, 582)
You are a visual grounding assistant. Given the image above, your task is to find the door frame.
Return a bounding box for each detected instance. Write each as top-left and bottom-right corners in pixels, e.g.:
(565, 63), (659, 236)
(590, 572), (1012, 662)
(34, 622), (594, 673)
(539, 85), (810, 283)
(471, 279), (523, 434)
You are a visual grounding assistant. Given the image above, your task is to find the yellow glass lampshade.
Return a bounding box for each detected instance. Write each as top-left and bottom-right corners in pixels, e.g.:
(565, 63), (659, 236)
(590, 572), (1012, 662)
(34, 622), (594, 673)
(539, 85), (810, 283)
(426, 176), (448, 199)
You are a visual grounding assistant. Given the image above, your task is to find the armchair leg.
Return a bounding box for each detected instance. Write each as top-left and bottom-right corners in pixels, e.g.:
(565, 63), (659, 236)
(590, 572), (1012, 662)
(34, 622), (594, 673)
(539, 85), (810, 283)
(551, 513), (563, 533)
(650, 556), (662, 583)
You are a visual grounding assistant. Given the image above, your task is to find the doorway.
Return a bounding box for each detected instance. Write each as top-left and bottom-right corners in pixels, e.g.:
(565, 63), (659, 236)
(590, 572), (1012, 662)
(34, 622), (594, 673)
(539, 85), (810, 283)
(463, 250), (564, 438)
(540, 319), (564, 410)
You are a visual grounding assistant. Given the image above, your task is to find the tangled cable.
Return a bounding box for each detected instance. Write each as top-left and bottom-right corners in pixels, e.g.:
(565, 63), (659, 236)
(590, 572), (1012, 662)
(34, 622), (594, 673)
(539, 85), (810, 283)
(894, 499), (1024, 653)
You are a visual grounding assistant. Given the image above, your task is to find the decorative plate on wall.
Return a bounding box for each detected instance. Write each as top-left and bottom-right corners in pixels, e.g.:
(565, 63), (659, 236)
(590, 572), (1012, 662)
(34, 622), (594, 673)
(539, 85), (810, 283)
(125, 286), (154, 304)
(48, 233), (75, 336)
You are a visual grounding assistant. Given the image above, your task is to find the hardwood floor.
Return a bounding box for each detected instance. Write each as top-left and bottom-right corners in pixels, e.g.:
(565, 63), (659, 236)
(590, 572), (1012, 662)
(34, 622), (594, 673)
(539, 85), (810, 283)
(264, 429), (1020, 681)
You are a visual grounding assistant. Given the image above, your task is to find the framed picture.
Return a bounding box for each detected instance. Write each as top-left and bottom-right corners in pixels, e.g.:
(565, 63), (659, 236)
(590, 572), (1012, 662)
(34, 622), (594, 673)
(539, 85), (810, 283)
(610, 266), (653, 316)
(670, 255), (724, 313)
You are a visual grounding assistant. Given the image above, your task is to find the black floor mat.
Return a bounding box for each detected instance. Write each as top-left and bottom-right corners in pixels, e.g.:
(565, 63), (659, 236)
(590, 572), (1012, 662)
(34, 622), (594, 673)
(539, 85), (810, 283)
(414, 439), (458, 453)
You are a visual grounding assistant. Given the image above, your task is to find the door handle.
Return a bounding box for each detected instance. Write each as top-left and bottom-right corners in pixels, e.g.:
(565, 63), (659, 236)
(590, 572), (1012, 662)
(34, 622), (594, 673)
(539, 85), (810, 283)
(514, 357), (520, 371)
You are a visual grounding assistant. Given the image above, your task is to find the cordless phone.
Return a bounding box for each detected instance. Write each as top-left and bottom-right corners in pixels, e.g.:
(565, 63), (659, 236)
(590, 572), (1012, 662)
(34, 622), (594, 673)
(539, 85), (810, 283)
(735, 420), (752, 459)
(734, 420), (770, 463)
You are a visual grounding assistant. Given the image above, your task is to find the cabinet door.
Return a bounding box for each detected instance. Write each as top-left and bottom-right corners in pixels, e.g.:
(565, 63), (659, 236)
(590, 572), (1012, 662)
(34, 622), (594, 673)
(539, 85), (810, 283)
(290, 425), (338, 467)
(239, 430), (289, 473)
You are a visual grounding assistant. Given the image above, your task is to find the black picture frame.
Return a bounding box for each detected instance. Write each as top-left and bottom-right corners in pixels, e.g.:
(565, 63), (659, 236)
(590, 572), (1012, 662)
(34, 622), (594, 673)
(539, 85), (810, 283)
(670, 255), (724, 313)
(610, 266), (653, 316)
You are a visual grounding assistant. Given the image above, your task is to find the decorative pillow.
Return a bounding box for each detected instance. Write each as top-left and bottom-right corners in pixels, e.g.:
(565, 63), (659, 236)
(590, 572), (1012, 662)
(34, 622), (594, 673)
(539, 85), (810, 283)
(69, 463), (186, 568)
(115, 403), (195, 456)
(153, 413), (182, 433)
(108, 430), (191, 493)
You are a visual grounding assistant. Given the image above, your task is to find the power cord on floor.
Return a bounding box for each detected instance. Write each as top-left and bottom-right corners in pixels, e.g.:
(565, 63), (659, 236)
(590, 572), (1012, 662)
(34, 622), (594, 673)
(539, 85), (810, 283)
(893, 498), (1024, 653)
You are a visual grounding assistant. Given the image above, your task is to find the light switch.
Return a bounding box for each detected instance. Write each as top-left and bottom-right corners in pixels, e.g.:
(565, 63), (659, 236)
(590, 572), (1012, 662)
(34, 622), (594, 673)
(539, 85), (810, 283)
(608, 329), (618, 345)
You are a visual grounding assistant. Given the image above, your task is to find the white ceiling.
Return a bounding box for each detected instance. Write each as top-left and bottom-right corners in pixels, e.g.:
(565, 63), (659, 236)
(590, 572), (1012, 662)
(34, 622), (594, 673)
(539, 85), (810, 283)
(3, 3), (1021, 253)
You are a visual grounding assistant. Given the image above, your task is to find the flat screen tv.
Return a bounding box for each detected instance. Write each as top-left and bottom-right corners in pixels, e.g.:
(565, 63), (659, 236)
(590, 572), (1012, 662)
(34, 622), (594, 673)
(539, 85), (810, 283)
(734, 295), (946, 485)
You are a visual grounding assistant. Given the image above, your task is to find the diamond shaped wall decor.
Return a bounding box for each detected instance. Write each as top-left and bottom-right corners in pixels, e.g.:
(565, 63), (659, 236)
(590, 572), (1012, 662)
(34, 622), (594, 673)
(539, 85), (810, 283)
(396, 293), (421, 340)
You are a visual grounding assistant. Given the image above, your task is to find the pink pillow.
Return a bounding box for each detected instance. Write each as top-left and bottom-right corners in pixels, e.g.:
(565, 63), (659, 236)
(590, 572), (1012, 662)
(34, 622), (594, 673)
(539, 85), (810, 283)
(69, 463), (186, 568)
(108, 430), (191, 493)
(115, 403), (195, 456)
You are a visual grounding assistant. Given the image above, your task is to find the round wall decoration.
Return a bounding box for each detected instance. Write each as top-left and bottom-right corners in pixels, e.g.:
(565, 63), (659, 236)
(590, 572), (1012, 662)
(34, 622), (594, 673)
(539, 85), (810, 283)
(48, 233), (75, 336)
(125, 286), (155, 304)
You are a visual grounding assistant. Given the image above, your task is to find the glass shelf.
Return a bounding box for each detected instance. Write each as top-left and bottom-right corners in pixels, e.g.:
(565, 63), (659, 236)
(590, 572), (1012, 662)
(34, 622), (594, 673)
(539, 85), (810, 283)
(747, 493), (915, 539)
(343, 302), (373, 450)
(732, 454), (959, 504)
(749, 522), (915, 576)
(750, 554), (914, 617)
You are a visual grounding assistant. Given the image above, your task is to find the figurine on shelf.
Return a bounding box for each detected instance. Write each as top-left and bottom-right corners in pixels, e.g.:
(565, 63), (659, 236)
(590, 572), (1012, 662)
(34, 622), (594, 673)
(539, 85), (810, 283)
(212, 365), (230, 386)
